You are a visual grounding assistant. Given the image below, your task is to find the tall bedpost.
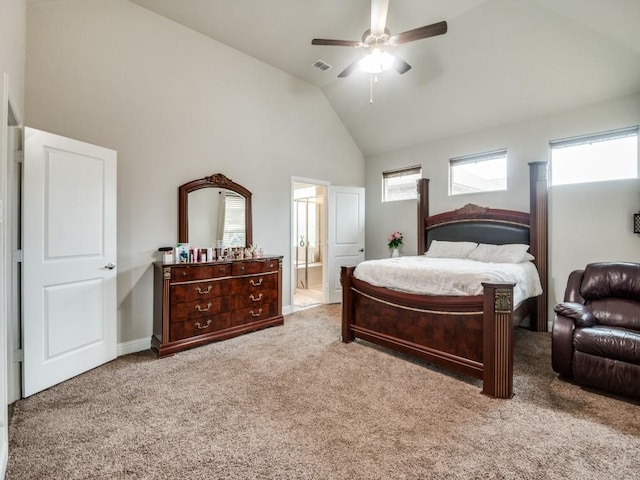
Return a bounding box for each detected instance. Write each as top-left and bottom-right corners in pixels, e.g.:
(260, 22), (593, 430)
(529, 162), (549, 332)
(417, 178), (430, 255)
(340, 266), (355, 342)
(482, 282), (515, 399)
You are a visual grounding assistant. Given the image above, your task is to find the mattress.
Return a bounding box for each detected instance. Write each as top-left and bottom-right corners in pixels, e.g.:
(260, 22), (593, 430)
(353, 256), (542, 307)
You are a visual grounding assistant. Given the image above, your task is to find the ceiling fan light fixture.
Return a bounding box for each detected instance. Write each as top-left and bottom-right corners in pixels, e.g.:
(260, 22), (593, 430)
(358, 47), (395, 74)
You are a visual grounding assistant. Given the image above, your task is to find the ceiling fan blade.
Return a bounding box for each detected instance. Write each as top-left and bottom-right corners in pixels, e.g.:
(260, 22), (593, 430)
(393, 21), (448, 45)
(312, 39), (361, 47)
(393, 56), (412, 74)
(370, 0), (390, 36)
(338, 59), (360, 78)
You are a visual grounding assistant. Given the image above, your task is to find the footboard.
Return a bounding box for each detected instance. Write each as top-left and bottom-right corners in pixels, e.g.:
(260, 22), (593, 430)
(341, 266), (517, 399)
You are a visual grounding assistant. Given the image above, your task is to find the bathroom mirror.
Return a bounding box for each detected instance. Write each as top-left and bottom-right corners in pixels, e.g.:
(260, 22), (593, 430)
(178, 173), (252, 247)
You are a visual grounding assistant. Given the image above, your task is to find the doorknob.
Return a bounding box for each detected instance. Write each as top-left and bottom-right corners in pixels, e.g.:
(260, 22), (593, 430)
(104, 263), (116, 270)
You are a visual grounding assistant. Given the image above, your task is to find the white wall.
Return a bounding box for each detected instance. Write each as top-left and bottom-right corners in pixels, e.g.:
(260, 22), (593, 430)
(25, 0), (364, 345)
(0, 0), (25, 115)
(366, 93), (640, 319)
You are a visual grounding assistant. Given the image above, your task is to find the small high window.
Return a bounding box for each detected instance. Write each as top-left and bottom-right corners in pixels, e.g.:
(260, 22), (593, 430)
(382, 166), (421, 202)
(550, 127), (638, 186)
(449, 149), (507, 196)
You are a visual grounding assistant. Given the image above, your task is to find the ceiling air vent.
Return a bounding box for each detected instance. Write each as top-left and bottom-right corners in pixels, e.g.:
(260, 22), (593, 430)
(312, 59), (332, 72)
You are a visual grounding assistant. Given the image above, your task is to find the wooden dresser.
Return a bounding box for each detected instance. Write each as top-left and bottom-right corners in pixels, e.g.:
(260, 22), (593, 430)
(152, 256), (283, 357)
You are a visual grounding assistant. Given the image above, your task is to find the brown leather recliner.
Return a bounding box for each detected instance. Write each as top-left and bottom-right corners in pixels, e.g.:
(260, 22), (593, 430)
(552, 262), (640, 398)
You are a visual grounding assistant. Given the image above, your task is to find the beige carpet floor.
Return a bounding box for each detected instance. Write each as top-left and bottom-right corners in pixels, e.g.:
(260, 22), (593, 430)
(7, 304), (640, 479)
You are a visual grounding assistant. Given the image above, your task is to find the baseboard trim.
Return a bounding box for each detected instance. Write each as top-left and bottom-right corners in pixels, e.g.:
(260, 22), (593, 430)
(283, 305), (293, 316)
(117, 337), (151, 356)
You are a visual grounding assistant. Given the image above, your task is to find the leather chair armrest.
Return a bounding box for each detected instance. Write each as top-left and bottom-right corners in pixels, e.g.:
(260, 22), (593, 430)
(553, 302), (597, 328)
(551, 314), (575, 377)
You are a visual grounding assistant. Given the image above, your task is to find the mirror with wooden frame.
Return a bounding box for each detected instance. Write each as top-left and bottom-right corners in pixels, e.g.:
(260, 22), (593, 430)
(178, 173), (253, 247)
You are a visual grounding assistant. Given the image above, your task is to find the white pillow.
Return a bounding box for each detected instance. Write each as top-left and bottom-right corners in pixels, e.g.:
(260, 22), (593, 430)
(468, 243), (531, 263)
(425, 240), (478, 259)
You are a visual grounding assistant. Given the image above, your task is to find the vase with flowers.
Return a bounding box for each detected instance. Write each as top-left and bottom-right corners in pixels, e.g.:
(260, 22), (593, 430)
(387, 231), (403, 257)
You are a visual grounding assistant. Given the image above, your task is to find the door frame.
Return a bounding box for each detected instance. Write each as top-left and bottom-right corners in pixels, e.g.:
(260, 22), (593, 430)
(0, 71), (22, 479)
(290, 177), (329, 312)
(6, 124), (21, 406)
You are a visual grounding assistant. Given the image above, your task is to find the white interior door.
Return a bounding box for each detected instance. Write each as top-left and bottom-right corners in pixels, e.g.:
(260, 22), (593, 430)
(23, 127), (117, 397)
(327, 186), (365, 303)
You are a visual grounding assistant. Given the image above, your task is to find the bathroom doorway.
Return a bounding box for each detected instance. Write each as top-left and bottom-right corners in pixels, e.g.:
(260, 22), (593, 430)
(292, 180), (327, 311)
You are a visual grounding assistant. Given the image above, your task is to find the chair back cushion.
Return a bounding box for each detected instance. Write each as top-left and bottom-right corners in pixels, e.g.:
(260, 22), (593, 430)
(581, 262), (640, 330)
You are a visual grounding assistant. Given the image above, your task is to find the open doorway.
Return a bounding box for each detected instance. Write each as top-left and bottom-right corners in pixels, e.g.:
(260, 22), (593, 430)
(292, 180), (327, 311)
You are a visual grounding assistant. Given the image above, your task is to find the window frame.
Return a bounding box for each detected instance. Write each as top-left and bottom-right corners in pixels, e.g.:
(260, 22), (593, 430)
(382, 165), (422, 203)
(449, 149), (508, 196)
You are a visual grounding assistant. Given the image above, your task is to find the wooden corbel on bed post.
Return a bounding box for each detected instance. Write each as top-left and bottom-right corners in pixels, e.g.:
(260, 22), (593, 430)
(482, 281), (515, 399)
(417, 178), (429, 255)
(529, 162), (549, 332)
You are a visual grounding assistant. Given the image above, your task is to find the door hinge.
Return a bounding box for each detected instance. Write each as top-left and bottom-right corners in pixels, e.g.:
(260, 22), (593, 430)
(13, 250), (23, 263)
(13, 349), (23, 363)
(12, 150), (23, 163)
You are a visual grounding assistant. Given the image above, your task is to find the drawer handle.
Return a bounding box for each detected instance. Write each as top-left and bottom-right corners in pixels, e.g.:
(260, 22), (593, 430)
(196, 285), (213, 295)
(219, 267), (226, 274)
(250, 308), (263, 317)
(240, 266), (245, 271)
(250, 293), (263, 302)
(249, 278), (263, 287)
(194, 319), (212, 330)
(195, 302), (213, 312)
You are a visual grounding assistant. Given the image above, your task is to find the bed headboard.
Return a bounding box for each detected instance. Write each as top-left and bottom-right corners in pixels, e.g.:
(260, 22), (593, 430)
(425, 205), (530, 249)
(416, 162), (549, 330)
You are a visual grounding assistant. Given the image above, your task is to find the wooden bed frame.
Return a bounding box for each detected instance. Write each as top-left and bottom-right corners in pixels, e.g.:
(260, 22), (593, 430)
(341, 162), (548, 399)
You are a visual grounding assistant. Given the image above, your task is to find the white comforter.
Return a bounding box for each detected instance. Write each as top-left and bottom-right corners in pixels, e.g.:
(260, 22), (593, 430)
(353, 256), (542, 307)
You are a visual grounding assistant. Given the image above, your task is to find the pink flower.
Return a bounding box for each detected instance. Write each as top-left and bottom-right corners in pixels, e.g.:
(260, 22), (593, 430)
(387, 231), (403, 249)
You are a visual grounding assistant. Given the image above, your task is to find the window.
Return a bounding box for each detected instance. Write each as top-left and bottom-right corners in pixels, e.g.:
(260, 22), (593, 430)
(449, 149), (507, 195)
(382, 166), (421, 202)
(550, 127), (638, 186)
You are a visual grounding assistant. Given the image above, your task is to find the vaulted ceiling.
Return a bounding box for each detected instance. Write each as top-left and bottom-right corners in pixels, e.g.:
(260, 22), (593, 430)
(120, 1), (640, 155)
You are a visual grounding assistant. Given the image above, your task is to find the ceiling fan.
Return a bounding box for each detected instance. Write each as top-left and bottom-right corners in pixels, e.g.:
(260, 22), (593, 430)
(311, 0), (447, 78)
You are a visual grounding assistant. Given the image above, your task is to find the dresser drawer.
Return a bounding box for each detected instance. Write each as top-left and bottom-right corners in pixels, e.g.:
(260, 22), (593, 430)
(170, 313), (232, 342)
(232, 259), (279, 276)
(170, 297), (231, 322)
(170, 281), (223, 303)
(230, 274), (277, 294)
(233, 289), (279, 309)
(171, 263), (231, 282)
(232, 304), (277, 326)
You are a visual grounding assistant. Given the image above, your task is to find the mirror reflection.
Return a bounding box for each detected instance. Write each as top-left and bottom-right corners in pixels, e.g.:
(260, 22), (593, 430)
(188, 188), (246, 248)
